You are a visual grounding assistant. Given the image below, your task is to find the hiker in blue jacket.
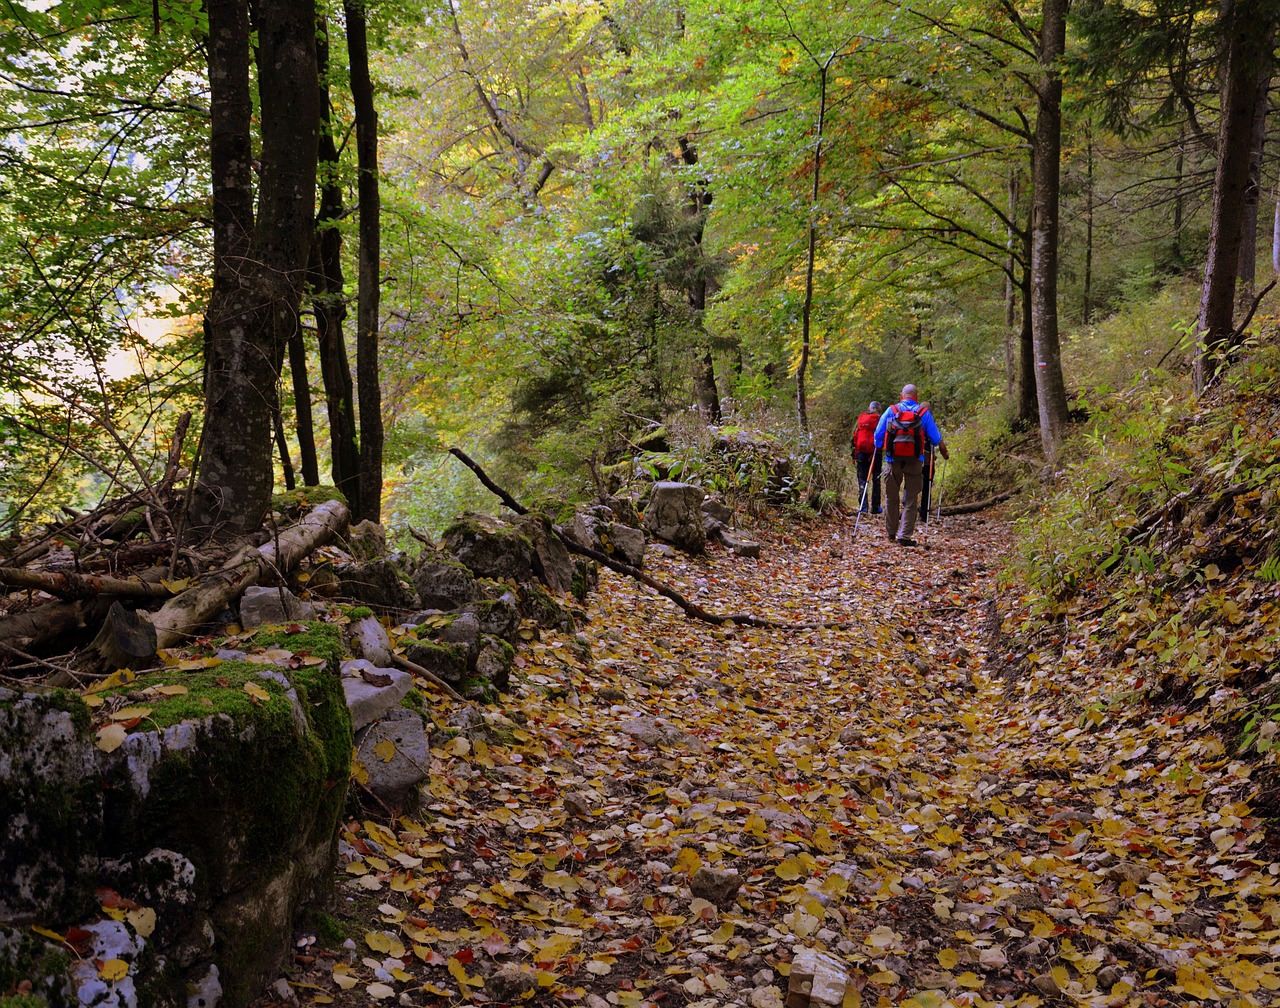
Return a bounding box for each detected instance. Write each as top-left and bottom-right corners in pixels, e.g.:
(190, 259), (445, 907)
(874, 384), (949, 547)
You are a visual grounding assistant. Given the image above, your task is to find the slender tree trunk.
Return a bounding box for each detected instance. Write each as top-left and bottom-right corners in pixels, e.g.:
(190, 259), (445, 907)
(1029, 0), (1071, 461)
(678, 138), (721, 422)
(1172, 130), (1185, 269)
(312, 19), (361, 507)
(1195, 2), (1276, 392)
(273, 397), (297, 491)
(798, 57), (835, 434)
(345, 0), (384, 523)
(1083, 124), (1095, 325)
(1004, 172), (1019, 398)
(287, 328), (319, 485)
(1237, 66), (1272, 308)
(1018, 252), (1039, 428)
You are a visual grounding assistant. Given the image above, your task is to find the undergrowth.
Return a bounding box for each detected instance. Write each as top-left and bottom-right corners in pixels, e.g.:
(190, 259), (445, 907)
(1010, 341), (1280, 814)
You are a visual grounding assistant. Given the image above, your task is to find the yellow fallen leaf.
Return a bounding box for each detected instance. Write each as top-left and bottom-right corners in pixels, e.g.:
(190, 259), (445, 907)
(110, 706), (152, 721)
(152, 684), (189, 696)
(374, 739), (397, 762)
(126, 907), (156, 938)
(365, 982), (395, 1000)
(937, 948), (959, 969)
(30, 925), (64, 943)
(96, 723), (128, 753)
(99, 959), (129, 982)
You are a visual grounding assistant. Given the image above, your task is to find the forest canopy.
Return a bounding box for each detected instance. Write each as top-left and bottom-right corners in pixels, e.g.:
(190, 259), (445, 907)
(0, 0), (1276, 536)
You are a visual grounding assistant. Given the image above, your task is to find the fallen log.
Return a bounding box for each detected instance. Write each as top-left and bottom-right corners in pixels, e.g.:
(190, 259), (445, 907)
(151, 498), (351, 649)
(448, 447), (853, 631)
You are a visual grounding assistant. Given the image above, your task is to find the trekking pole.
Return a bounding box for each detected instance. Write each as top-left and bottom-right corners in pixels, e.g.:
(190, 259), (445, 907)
(934, 457), (948, 527)
(852, 446), (878, 536)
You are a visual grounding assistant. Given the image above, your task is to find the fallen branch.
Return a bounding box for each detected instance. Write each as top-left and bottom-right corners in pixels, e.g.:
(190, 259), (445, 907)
(448, 447), (852, 631)
(0, 566), (173, 600)
(151, 498), (351, 649)
(939, 488), (1017, 516)
(389, 652), (466, 701)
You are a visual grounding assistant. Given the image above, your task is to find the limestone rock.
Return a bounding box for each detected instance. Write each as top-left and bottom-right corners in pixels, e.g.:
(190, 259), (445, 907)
(690, 866), (742, 907)
(346, 614), (394, 667)
(412, 553), (484, 611)
(341, 661), (414, 732)
(511, 512), (577, 594)
(334, 558), (418, 613)
(344, 519), (387, 561)
(0, 688), (100, 923)
(442, 512), (535, 583)
(239, 586), (315, 628)
(355, 709), (430, 809)
(643, 482), (707, 554)
(786, 948), (849, 1008)
(716, 528), (761, 558)
(486, 967), (538, 1002)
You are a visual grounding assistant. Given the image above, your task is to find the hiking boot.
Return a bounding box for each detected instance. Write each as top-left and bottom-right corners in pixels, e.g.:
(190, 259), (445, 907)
(896, 537), (918, 547)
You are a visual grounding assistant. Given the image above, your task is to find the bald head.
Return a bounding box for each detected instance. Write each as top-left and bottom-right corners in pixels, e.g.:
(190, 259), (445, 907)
(902, 384), (918, 399)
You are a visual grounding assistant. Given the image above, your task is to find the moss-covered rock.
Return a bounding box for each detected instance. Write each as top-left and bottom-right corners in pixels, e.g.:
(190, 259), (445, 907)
(441, 512), (536, 583)
(2, 620), (353, 1008)
(0, 689), (100, 924)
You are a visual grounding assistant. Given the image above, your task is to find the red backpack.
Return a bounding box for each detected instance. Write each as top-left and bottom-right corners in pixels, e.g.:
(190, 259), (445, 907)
(853, 412), (879, 453)
(884, 403), (929, 458)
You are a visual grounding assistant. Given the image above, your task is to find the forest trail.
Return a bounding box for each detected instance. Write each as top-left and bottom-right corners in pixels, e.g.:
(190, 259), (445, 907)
(298, 510), (1280, 1008)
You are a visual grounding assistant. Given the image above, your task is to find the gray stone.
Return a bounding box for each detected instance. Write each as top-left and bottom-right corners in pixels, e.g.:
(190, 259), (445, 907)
(473, 635), (515, 694)
(609, 525), (647, 566)
(442, 512), (535, 583)
(239, 586), (315, 628)
(786, 948), (849, 1008)
(512, 513), (577, 594)
(344, 519), (387, 561)
(486, 967), (538, 1002)
(412, 553), (483, 611)
(334, 558), (418, 613)
(716, 529), (762, 558)
(355, 709), (430, 809)
(702, 496), (733, 525)
(644, 482), (706, 554)
(0, 689), (100, 922)
(341, 662), (414, 731)
(436, 611), (481, 657)
(690, 866), (742, 907)
(403, 639), (470, 686)
(346, 614), (394, 667)
(460, 594), (521, 642)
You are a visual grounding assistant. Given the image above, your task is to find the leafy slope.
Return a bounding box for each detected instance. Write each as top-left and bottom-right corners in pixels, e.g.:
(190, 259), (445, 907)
(289, 511), (1280, 1008)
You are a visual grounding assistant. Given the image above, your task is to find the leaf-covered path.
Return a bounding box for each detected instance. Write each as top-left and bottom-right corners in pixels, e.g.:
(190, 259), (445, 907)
(300, 511), (1280, 1008)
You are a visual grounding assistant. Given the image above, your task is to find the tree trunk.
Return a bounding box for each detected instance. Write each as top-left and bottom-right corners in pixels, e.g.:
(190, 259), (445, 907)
(312, 19), (362, 507)
(1004, 172), (1019, 399)
(1236, 65), (1272, 309)
(678, 138), (721, 422)
(288, 328), (319, 486)
(194, 0), (320, 533)
(1017, 260), (1039, 428)
(346, 0), (384, 523)
(1195, 1), (1276, 392)
(797, 58), (834, 435)
(1083, 124), (1095, 325)
(1029, 0), (1071, 461)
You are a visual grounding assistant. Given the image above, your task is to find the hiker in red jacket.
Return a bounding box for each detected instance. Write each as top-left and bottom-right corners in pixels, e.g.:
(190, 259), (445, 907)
(851, 401), (882, 514)
(873, 385), (949, 547)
